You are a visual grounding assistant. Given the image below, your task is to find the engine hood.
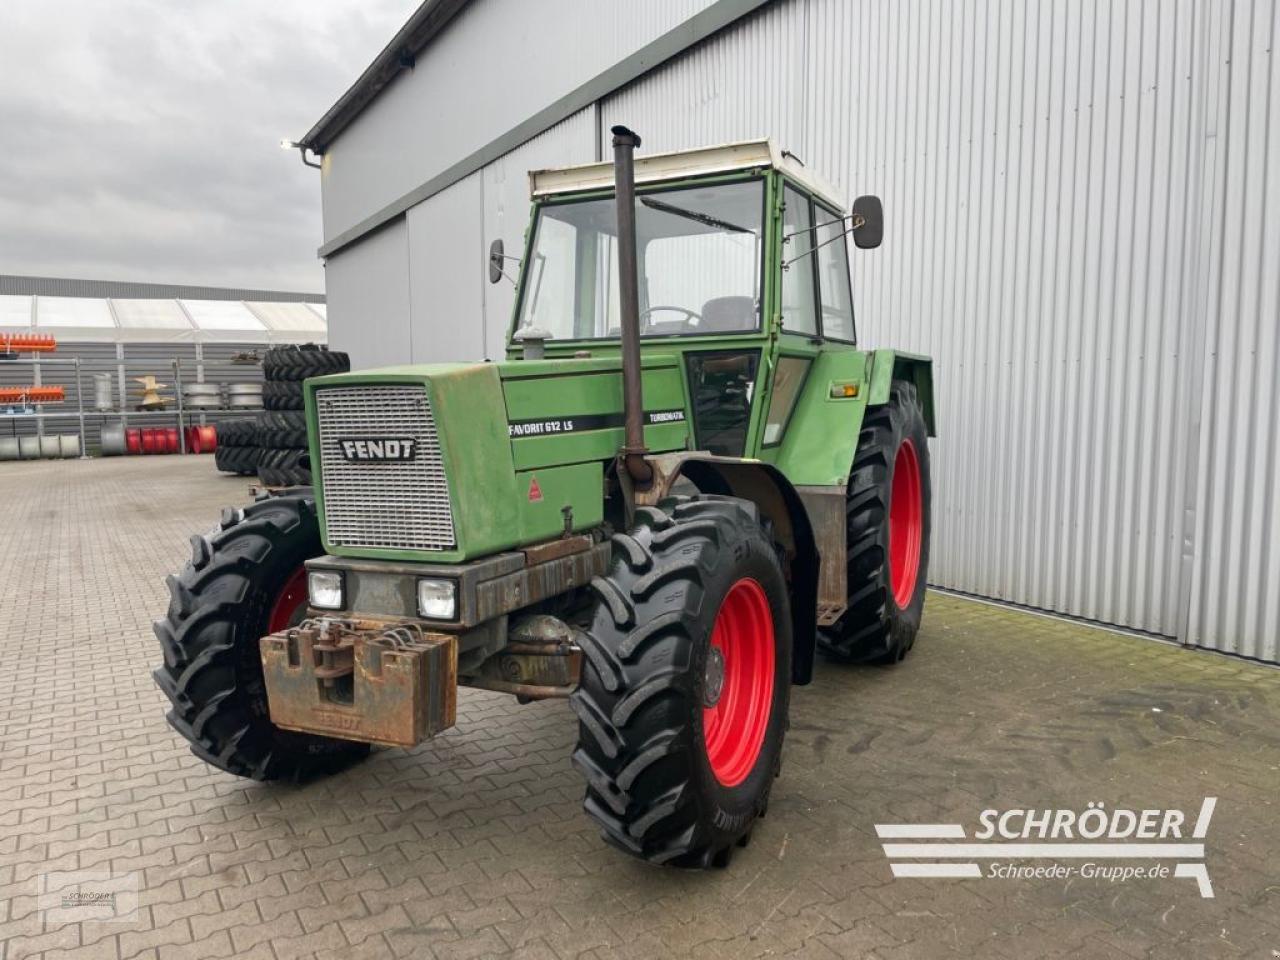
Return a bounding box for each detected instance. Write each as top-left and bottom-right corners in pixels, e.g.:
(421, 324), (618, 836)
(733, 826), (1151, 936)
(303, 356), (691, 562)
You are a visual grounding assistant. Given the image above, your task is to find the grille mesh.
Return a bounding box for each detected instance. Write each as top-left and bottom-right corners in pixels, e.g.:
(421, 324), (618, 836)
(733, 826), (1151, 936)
(315, 385), (456, 551)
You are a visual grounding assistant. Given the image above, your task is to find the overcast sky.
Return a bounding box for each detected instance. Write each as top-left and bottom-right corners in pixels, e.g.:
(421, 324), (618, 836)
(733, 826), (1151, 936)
(0, 0), (417, 293)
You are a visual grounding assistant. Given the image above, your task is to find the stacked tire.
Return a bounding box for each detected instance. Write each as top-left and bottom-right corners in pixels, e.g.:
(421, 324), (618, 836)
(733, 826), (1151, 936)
(256, 344), (349, 487)
(214, 419), (259, 475)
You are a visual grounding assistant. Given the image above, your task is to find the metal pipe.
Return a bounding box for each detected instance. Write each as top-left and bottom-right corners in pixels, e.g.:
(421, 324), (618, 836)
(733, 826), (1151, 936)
(460, 675), (574, 700)
(172, 359), (187, 453)
(74, 358), (87, 457)
(610, 124), (652, 487)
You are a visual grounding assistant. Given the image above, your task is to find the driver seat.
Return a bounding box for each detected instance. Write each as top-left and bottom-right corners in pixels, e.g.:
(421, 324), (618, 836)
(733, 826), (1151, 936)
(699, 296), (757, 332)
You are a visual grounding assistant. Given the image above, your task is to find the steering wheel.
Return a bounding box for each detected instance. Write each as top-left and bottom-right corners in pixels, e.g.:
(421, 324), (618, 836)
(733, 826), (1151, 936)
(639, 305), (702, 328)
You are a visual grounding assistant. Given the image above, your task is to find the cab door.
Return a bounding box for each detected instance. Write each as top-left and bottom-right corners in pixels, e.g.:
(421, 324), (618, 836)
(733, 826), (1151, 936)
(754, 180), (825, 459)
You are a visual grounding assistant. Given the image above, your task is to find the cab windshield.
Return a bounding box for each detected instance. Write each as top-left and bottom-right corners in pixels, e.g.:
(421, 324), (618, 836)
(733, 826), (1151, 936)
(515, 179), (764, 341)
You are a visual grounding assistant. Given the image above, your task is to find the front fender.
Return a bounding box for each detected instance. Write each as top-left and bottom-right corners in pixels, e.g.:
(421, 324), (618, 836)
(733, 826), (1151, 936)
(633, 453), (820, 685)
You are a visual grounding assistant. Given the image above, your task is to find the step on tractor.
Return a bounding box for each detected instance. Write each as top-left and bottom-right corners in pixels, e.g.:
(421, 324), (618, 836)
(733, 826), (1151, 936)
(155, 129), (935, 868)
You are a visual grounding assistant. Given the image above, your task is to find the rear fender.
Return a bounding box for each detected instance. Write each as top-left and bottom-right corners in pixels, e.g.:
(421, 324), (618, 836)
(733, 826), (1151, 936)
(633, 453), (820, 685)
(867, 349), (936, 436)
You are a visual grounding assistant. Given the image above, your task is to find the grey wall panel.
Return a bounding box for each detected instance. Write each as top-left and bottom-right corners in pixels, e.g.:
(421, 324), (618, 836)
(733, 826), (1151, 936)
(598, 1), (808, 154)
(320, 0), (717, 242)
(793, 0), (1207, 638)
(407, 173), (486, 362)
(481, 109), (597, 358)
(1186, 0), (1280, 661)
(324, 219), (412, 370)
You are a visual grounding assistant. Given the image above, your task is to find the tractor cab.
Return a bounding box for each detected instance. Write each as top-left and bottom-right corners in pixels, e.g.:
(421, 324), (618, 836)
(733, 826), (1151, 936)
(499, 139), (884, 459)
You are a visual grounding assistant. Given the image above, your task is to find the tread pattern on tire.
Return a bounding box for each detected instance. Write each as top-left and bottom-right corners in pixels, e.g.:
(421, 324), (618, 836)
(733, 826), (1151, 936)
(151, 493), (366, 780)
(818, 380), (931, 664)
(215, 419), (256, 447)
(263, 344), (350, 381)
(258, 447), (310, 487)
(263, 381), (304, 410)
(214, 444), (259, 476)
(255, 411), (308, 450)
(571, 495), (790, 867)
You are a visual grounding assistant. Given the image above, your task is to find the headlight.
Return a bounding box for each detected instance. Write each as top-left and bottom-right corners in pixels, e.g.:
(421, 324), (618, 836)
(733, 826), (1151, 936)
(417, 578), (457, 620)
(307, 571), (344, 610)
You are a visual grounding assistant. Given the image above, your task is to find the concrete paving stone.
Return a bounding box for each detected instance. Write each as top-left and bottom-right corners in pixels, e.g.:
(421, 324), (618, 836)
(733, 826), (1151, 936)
(154, 928), (236, 960)
(39, 940), (123, 960)
(117, 916), (191, 960)
(225, 909), (304, 954)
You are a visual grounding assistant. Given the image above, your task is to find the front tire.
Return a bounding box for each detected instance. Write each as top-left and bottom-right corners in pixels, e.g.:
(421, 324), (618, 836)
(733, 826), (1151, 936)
(572, 496), (792, 866)
(152, 493), (368, 780)
(819, 380), (932, 664)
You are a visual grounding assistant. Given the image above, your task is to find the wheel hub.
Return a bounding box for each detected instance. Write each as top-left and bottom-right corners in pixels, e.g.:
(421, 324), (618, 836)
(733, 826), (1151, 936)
(701, 577), (775, 787)
(268, 565), (310, 634)
(888, 438), (923, 607)
(702, 645), (725, 707)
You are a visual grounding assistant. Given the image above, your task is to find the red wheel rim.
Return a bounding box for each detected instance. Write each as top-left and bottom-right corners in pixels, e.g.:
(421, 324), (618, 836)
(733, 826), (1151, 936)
(267, 566), (309, 633)
(888, 438), (923, 607)
(702, 577), (775, 787)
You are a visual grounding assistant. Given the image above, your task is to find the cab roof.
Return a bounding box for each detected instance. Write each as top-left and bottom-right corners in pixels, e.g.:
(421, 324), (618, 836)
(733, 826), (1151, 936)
(529, 139), (848, 211)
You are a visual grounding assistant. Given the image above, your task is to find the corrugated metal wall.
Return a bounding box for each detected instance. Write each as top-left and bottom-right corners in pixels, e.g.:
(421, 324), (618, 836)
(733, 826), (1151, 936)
(1185, 0), (1279, 661)
(322, 0), (1278, 659)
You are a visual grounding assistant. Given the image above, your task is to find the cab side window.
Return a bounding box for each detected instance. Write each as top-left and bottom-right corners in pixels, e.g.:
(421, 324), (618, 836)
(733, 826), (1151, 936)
(815, 204), (855, 341)
(780, 187), (818, 336)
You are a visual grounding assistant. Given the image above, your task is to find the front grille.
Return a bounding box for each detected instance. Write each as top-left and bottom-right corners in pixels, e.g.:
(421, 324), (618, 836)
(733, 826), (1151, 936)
(315, 384), (456, 551)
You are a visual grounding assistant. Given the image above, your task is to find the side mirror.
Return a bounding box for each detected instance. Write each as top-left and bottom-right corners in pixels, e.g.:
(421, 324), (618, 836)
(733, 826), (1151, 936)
(488, 238), (505, 284)
(851, 195), (883, 249)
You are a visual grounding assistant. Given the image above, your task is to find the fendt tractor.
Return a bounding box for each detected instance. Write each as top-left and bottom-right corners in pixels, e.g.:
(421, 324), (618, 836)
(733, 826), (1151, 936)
(154, 129), (935, 867)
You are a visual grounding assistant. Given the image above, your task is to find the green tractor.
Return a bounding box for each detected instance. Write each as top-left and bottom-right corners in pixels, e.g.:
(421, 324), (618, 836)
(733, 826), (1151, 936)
(154, 128), (934, 867)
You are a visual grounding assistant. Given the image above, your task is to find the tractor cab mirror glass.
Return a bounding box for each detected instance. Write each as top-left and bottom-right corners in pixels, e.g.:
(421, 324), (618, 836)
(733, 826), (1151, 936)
(851, 195), (883, 249)
(488, 238), (505, 284)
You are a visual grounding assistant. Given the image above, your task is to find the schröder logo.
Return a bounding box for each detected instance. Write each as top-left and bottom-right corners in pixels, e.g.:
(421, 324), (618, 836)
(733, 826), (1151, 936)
(876, 797), (1217, 897)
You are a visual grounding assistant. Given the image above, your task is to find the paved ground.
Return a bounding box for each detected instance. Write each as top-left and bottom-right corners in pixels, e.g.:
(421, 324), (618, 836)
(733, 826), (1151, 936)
(1, 457), (1278, 960)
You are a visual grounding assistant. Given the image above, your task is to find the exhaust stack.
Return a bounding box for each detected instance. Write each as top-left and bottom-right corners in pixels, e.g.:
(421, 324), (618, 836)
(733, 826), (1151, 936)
(610, 125), (652, 487)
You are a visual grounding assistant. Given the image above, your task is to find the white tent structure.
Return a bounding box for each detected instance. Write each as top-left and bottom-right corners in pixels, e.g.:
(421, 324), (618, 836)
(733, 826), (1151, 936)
(0, 278), (327, 455)
(0, 294), (327, 344)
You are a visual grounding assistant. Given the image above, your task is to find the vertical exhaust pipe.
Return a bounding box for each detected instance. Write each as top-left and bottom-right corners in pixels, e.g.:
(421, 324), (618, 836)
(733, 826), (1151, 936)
(611, 124), (652, 487)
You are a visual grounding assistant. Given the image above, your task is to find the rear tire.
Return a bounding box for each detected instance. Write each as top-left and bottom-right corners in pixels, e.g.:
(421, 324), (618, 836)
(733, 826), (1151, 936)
(819, 380), (931, 664)
(152, 493), (367, 780)
(572, 496), (791, 867)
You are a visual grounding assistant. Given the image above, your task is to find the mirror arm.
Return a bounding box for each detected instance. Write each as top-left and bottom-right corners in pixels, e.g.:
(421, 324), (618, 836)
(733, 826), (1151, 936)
(781, 213), (850, 242)
(781, 222), (854, 271)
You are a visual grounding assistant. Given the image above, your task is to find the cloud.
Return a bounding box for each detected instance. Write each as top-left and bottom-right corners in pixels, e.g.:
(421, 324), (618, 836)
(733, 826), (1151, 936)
(0, 0), (417, 291)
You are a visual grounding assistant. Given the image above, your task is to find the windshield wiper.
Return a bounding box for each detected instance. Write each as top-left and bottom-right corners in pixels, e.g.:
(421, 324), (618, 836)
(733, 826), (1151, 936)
(639, 196), (754, 235)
